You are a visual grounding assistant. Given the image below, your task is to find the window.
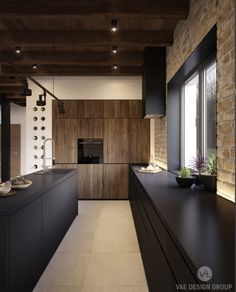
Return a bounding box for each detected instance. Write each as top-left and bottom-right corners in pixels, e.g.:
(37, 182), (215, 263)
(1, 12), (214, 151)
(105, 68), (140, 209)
(181, 60), (216, 167)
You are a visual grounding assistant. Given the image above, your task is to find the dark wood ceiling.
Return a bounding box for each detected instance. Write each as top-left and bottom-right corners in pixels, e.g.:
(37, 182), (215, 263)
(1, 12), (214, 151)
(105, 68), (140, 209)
(0, 0), (189, 104)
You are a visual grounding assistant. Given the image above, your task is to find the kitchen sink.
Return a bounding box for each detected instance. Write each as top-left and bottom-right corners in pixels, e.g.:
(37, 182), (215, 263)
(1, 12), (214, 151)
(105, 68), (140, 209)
(35, 168), (72, 175)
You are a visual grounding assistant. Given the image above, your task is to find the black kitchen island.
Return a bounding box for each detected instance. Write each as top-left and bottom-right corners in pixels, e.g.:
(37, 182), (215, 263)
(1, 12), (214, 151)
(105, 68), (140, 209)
(0, 169), (78, 292)
(129, 166), (234, 292)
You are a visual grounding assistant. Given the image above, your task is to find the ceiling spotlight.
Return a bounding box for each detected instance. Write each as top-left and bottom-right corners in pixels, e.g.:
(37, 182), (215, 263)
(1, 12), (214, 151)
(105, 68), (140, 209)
(15, 46), (21, 54)
(111, 19), (118, 32)
(21, 78), (32, 96)
(37, 91), (46, 106)
(112, 46), (118, 54)
(113, 64), (118, 70)
(58, 102), (65, 114)
(32, 64), (37, 70)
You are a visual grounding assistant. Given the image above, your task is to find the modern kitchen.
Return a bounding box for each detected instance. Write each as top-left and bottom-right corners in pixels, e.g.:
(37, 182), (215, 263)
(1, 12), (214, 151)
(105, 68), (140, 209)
(0, 1), (235, 292)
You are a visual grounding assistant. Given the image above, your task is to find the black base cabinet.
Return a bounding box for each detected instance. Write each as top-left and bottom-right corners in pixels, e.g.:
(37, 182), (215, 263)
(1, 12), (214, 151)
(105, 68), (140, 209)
(129, 169), (198, 292)
(0, 170), (78, 292)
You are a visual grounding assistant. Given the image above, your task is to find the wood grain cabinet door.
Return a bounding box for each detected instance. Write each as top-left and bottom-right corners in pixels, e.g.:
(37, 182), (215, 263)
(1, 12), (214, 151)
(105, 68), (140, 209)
(104, 119), (129, 163)
(103, 164), (128, 199)
(53, 119), (78, 163)
(104, 100), (142, 118)
(78, 164), (103, 199)
(52, 100), (78, 119)
(129, 119), (150, 163)
(77, 119), (104, 138)
(78, 100), (104, 118)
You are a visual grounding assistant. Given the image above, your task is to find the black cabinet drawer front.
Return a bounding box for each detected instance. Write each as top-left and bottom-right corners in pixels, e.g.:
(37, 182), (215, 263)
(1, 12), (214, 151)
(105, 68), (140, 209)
(136, 182), (197, 285)
(129, 178), (177, 292)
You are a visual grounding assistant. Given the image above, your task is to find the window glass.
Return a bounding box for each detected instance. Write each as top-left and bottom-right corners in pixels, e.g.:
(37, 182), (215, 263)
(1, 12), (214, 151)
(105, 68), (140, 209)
(183, 74), (199, 166)
(181, 60), (216, 167)
(204, 62), (216, 157)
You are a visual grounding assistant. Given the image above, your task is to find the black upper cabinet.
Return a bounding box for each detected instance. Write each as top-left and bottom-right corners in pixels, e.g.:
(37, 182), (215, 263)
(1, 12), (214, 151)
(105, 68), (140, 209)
(142, 47), (166, 118)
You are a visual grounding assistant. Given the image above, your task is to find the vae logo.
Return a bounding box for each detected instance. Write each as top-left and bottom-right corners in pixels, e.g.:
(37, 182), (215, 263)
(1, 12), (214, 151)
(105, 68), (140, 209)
(197, 266), (213, 282)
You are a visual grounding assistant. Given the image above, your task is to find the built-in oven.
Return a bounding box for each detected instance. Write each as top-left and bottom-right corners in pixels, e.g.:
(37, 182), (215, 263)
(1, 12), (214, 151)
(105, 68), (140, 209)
(78, 139), (103, 164)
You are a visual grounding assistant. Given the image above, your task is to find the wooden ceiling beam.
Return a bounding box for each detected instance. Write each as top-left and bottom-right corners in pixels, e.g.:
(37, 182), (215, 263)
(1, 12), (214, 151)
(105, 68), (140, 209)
(0, 85), (22, 94)
(0, 0), (189, 18)
(0, 51), (144, 66)
(0, 76), (23, 85)
(1, 65), (142, 76)
(0, 31), (173, 46)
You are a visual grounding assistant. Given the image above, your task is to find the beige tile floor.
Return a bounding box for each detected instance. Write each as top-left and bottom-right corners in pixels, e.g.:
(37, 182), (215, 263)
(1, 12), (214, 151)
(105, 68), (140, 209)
(34, 201), (148, 292)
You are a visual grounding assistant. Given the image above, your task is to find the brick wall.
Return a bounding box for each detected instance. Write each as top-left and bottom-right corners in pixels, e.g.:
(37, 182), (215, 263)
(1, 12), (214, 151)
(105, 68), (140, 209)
(154, 0), (235, 201)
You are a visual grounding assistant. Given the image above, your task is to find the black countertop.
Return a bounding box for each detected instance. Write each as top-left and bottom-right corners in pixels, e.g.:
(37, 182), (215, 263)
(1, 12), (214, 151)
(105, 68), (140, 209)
(0, 169), (78, 214)
(131, 167), (234, 285)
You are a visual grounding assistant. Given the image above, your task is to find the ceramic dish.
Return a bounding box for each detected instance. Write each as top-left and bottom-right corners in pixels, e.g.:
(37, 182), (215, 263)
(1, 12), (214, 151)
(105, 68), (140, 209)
(11, 181), (32, 189)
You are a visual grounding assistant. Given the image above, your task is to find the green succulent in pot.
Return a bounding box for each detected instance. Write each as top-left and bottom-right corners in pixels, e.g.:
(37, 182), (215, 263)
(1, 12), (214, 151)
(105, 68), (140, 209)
(189, 154), (207, 185)
(199, 153), (217, 192)
(176, 167), (195, 188)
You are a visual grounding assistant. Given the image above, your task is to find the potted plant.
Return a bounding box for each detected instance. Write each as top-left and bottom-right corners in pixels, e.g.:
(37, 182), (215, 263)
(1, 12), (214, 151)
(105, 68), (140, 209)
(199, 153), (217, 192)
(189, 154), (207, 185)
(176, 167), (195, 188)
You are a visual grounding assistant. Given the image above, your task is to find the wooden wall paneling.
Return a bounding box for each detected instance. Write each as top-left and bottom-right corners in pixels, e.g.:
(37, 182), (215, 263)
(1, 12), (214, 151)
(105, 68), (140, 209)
(0, 124), (21, 178)
(53, 119), (78, 163)
(127, 100), (142, 118)
(117, 119), (129, 163)
(78, 164), (103, 199)
(104, 100), (118, 118)
(78, 119), (104, 138)
(54, 164), (77, 169)
(104, 119), (118, 163)
(104, 100), (142, 118)
(52, 100), (78, 119)
(129, 119), (150, 163)
(103, 164), (128, 199)
(85, 100), (104, 118)
(77, 100), (86, 118)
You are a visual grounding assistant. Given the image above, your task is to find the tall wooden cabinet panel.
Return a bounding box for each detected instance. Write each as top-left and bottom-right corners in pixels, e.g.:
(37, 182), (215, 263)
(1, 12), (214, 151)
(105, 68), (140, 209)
(53, 119), (78, 163)
(104, 119), (129, 163)
(103, 164), (128, 199)
(78, 164), (103, 199)
(129, 119), (150, 163)
(77, 119), (104, 138)
(104, 100), (142, 118)
(77, 100), (104, 118)
(52, 100), (78, 119)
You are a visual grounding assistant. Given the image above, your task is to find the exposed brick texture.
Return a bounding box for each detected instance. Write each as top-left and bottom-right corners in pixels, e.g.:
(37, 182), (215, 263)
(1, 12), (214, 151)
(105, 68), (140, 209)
(154, 0), (235, 201)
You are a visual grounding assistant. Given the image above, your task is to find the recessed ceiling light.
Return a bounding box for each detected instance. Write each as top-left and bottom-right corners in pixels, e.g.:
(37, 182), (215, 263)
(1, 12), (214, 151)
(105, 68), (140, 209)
(111, 19), (118, 32)
(112, 46), (118, 54)
(32, 64), (37, 69)
(113, 64), (118, 70)
(15, 46), (21, 54)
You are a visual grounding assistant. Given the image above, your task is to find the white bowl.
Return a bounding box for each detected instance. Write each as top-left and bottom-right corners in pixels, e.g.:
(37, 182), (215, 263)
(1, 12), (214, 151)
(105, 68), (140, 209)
(0, 185), (11, 196)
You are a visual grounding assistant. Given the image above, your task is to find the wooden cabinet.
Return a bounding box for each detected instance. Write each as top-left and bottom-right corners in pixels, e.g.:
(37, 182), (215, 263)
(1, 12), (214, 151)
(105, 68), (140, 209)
(129, 119), (150, 163)
(77, 119), (104, 138)
(53, 119), (78, 163)
(104, 100), (142, 118)
(78, 164), (103, 199)
(143, 47), (166, 118)
(104, 119), (129, 163)
(52, 100), (77, 119)
(77, 100), (104, 118)
(103, 164), (128, 199)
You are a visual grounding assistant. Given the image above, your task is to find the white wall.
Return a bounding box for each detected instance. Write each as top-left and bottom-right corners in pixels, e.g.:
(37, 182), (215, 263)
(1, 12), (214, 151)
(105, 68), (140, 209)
(26, 76), (142, 173)
(0, 103), (27, 175)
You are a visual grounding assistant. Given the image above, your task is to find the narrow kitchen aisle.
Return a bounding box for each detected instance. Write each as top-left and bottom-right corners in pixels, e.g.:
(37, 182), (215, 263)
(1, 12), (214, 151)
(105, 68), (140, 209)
(34, 201), (148, 292)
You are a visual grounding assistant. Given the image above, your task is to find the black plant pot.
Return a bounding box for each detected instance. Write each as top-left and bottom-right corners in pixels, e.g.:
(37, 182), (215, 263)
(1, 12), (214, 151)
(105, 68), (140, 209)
(192, 174), (201, 185)
(199, 174), (216, 192)
(176, 176), (195, 188)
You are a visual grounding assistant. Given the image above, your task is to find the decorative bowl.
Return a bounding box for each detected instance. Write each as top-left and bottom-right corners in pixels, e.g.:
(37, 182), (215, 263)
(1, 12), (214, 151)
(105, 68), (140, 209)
(176, 176), (195, 188)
